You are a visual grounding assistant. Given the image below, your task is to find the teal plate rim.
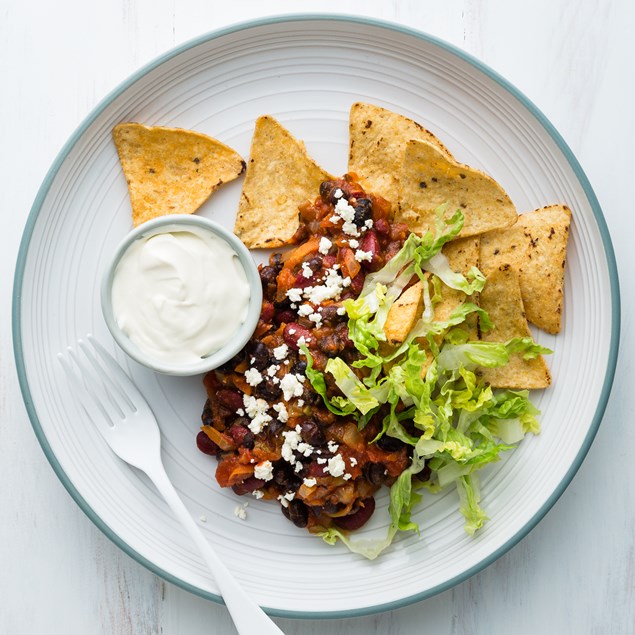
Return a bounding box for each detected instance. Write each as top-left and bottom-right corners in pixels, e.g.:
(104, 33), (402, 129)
(12, 13), (621, 620)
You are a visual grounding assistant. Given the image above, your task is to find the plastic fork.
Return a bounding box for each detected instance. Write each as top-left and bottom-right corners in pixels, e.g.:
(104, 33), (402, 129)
(58, 335), (284, 635)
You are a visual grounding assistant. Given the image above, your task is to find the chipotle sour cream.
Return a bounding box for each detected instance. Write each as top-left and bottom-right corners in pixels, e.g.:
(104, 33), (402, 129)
(111, 226), (250, 365)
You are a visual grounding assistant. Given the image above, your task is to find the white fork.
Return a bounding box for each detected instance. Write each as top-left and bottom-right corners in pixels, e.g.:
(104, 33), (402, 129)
(58, 335), (284, 635)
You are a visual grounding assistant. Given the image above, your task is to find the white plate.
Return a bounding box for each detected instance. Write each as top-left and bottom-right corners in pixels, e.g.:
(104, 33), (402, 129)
(13, 16), (619, 618)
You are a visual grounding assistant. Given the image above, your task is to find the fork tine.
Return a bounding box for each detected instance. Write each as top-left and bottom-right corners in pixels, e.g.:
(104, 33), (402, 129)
(78, 338), (134, 415)
(87, 335), (145, 411)
(58, 349), (116, 438)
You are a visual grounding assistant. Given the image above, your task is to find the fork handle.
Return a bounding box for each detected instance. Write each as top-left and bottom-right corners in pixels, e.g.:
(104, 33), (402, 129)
(145, 462), (285, 635)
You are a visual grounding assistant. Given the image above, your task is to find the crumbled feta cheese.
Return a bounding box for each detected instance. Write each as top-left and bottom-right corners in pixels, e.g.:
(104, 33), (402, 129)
(333, 188), (344, 199)
(327, 454), (346, 477)
(303, 477), (317, 487)
(327, 440), (339, 453)
(199, 515), (207, 523)
(281, 428), (302, 465)
(236, 408), (245, 416)
(354, 249), (373, 262)
(301, 262), (313, 278)
(283, 491), (295, 501)
(350, 457), (358, 466)
(273, 344), (288, 360)
(288, 328), (296, 335)
(318, 236), (332, 254)
(277, 494), (289, 508)
(298, 304), (314, 317)
(297, 336), (309, 347)
(244, 368), (263, 386)
(343, 473), (352, 481)
(365, 219), (374, 229)
(273, 402), (288, 423)
(234, 503), (248, 520)
(336, 307), (346, 316)
(266, 365), (279, 378)
(297, 441), (314, 457)
(294, 461), (304, 473)
(254, 460), (274, 481)
(286, 288), (303, 303)
(308, 313), (323, 327)
(242, 395), (272, 434)
(317, 457), (327, 464)
(252, 490), (264, 499)
(348, 238), (359, 249)
(297, 399), (304, 406)
(280, 373), (305, 401)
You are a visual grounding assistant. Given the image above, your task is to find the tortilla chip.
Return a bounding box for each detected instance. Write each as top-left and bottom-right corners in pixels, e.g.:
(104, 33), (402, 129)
(384, 280), (424, 343)
(480, 204), (571, 334)
(112, 123), (245, 226)
(479, 267), (551, 389)
(234, 116), (333, 248)
(348, 103), (453, 208)
(434, 237), (481, 340)
(397, 139), (517, 239)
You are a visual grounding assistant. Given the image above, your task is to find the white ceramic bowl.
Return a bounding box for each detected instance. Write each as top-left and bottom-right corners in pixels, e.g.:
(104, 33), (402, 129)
(100, 214), (262, 376)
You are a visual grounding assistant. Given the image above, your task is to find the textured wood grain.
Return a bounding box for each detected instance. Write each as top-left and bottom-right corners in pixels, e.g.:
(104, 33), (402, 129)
(2, 0), (634, 634)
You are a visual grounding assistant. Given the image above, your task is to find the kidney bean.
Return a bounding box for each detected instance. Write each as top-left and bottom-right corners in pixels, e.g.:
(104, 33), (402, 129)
(389, 222), (410, 242)
(294, 272), (317, 288)
(349, 271), (366, 295)
(274, 309), (296, 326)
(374, 217), (390, 235)
(228, 424), (255, 449)
(283, 323), (312, 350)
(196, 430), (220, 456)
(359, 230), (382, 270)
(334, 497), (376, 531)
(216, 389), (243, 412)
(322, 254), (337, 270)
(385, 241), (403, 262)
(232, 476), (265, 495)
(334, 322), (354, 349)
(306, 461), (328, 477)
(260, 301), (275, 324)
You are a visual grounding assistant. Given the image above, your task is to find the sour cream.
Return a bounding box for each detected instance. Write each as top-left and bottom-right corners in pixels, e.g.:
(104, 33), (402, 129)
(111, 226), (251, 365)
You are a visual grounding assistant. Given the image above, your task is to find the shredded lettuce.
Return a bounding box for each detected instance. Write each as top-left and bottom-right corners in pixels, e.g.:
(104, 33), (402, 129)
(309, 205), (551, 558)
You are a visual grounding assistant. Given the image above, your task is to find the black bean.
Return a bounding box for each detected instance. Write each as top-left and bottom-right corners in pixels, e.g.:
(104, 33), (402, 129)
(201, 399), (213, 426)
(255, 378), (282, 400)
(414, 464), (432, 483)
(353, 198), (372, 226)
(362, 462), (387, 486)
(269, 252), (284, 271)
(375, 434), (405, 452)
(306, 256), (323, 271)
(319, 305), (344, 325)
(317, 333), (345, 356)
(291, 360), (307, 375)
(300, 419), (327, 447)
(287, 500), (309, 528)
(273, 465), (301, 492)
(248, 342), (270, 371)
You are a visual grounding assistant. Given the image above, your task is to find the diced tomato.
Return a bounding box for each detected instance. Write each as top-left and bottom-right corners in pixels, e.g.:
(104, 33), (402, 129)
(339, 247), (361, 279)
(215, 457), (254, 487)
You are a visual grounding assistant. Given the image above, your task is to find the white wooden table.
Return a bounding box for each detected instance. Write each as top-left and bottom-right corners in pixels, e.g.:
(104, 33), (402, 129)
(2, 1), (633, 633)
